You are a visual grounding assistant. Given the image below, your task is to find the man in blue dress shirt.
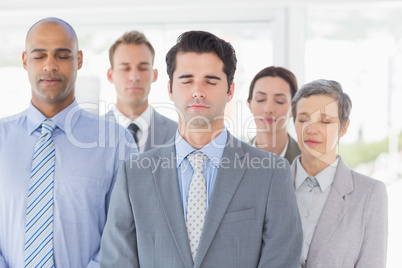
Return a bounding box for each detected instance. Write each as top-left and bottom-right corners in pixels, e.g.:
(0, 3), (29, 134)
(0, 17), (137, 267)
(100, 30), (302, 267)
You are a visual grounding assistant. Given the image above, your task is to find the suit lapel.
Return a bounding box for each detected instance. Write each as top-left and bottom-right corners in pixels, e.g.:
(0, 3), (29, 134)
(145, 110), (165, 151)
(152, 144), (193, 267)
(306, 158), (354, 267)
(194, 135), (247, 268)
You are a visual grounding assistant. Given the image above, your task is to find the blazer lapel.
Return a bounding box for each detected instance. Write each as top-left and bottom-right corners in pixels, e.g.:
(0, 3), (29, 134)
(152, 144), (193, 267)
(306, 157), (354, 267)
(145, 110), (165, 151)
(194, 135), (247, 268)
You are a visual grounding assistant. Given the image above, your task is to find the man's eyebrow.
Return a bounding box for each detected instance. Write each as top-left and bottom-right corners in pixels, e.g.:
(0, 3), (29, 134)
(55, 48), (73, 53)
(30, 48), (47, 53)
(30, 48), (73, 53)
(205, 75), (221, 80)
(178, 74), (193, 79)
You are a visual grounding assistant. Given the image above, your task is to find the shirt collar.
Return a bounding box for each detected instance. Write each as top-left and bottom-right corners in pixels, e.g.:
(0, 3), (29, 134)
(295, 156), (340, 192)
(252, 135), (289, 157)
(175, 127), (228, 168)
(114, 105), (152, 132)
(27, 99), (80, 135)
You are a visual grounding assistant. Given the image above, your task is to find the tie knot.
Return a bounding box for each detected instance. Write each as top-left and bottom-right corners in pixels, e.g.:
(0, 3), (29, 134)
(128, 123), (140, 134)
(187, 152), (207, 173)
(306, 176), (319, 189)
(128, 123), (140, 142)
(41, 119), (56, 135)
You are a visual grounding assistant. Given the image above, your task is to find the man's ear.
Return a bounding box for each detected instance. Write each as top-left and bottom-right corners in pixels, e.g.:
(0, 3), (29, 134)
(77, 50), (83, 70)
(227, 82), (235, 103)
(107, 68), (114, 83)
(152, 68), (158, 83)
(168, 80), (173, 101)
(22, 51), (28, 70)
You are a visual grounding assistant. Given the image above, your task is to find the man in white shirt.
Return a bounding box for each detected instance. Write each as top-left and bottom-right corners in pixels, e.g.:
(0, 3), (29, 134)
(106, 31), (177, 153)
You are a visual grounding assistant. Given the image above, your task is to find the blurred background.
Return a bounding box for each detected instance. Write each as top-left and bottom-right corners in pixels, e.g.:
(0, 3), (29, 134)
(1, 0), (401, 266)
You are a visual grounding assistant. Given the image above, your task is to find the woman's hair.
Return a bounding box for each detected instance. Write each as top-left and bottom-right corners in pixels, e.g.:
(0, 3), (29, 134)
(291, 79), (352, 128)
(247, 66), (298, 103)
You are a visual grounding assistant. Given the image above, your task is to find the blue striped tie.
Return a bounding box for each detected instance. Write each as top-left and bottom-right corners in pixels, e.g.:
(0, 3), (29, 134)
(24, 119), (56, 268)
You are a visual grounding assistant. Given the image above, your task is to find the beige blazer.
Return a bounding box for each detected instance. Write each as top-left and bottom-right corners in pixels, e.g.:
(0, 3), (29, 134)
(291, 156), (388, 268)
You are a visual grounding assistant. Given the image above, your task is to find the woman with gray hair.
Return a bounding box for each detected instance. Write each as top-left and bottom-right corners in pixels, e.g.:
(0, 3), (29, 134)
(291, 79), (388, 268)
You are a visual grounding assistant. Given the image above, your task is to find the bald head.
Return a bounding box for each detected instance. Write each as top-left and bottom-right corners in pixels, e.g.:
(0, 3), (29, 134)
(26, 17), (79, 51)
(22, 17), (83, 118)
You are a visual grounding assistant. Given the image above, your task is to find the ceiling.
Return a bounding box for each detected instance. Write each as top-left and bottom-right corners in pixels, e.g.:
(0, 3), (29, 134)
(0, 0), (397, 10)
(0, 0), (399, 31)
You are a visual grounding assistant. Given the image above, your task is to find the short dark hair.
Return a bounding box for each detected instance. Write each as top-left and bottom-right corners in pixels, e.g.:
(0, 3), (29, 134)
(247, 66), (298, 103)
(165, 30), (237, 93)
(109, 30), (155, 68)
(291, 79), (352, 128)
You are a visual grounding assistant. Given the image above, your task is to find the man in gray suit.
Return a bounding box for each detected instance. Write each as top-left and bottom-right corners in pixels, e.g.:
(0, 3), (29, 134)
(100, 30), (303, 268)
(106, 30), (177, 153)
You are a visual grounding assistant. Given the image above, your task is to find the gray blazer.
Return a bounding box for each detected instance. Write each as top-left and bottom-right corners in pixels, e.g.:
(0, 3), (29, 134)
(105, 107), (177, 152)
(100, 133), (303, 268)
(291, 156), (388, 268)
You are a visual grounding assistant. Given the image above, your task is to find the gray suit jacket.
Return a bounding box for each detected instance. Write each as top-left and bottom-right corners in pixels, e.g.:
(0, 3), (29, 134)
(291, 156), (388, 268)
(100, 133), (303, 268)
(105, 107), (177, 152)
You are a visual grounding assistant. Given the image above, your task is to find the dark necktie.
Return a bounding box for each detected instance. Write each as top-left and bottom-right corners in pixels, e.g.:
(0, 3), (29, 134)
(128, 123), (140, 145)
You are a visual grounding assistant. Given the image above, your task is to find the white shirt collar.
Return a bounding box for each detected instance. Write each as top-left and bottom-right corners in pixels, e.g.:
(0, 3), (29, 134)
(114, 105), (152, 131)
(113, 105), (152, 153)
(295, 156), (339, 192)
(252, 136), (289, 157)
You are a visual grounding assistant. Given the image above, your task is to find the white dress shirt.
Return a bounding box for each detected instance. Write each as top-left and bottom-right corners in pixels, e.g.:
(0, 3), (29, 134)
(294, 156), (339, 267)
(114, 105), (152, 153)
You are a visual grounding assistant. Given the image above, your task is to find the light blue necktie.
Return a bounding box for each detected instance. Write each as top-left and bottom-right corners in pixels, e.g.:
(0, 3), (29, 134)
(24, 119), (56, 268)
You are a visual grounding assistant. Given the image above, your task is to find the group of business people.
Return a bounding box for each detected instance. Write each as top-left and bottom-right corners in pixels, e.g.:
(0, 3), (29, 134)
(0, 16), (387, 268)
